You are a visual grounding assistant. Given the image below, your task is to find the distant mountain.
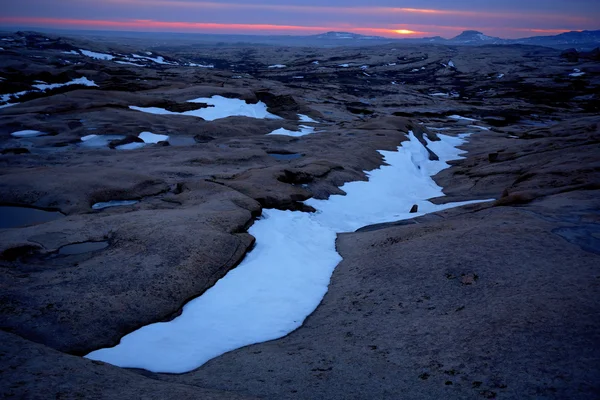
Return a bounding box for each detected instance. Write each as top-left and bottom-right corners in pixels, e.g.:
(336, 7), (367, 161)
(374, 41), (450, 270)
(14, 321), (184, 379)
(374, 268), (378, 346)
(516, 30), (600, 49)
(450, 30), (502, 44)
(313, 31), (387, 41)
(413, 29), (599, 50)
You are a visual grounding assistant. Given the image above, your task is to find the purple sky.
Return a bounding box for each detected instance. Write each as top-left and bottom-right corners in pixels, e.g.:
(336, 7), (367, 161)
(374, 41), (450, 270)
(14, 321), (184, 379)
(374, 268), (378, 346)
(0, 0), (598, 38)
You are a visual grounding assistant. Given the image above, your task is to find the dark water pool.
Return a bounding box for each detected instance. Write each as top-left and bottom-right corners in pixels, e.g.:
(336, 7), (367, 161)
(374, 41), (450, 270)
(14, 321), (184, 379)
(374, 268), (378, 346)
(58, 241), (109, 255)
(0, 206), (64, 229)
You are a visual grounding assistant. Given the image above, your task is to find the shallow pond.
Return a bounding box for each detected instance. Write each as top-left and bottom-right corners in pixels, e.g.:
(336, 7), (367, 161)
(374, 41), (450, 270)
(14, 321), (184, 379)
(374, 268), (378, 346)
(267, 152), (303, 160)
(0, 206), (64, 229)
(58, 241), (109, 255)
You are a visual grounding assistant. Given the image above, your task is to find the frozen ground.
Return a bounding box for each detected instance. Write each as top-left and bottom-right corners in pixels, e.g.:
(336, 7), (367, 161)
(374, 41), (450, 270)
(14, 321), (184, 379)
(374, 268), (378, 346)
(86, 131), (492, 373)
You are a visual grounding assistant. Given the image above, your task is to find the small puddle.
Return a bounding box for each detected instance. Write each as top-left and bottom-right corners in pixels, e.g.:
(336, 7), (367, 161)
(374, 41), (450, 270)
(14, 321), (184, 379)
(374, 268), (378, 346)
(268, 152), (303, 160)
(92, 200), (138, 210)
(552, 224), (600, 255)
(0, 206), (64, 229)
(58, 241), (109, 255)
(168, 137), (197, 146)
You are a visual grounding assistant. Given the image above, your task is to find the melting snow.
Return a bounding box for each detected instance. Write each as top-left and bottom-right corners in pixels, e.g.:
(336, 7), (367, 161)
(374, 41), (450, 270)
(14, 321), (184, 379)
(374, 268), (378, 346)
(468, 125), (490, 131)
(130, 95), (281, 121)
(298, 114), (317, 123)
(11, 130), (47, 138)
(92, 200), (139, 210)
(116, 142), (146, 150)
(33, 77), (98, 91)
(80, 50), (114, 60)
(267, 125), (315, 137)
(86, 132), (493, 373)
(188, 63), (214, 68)
(449, 115), (477, 122)
(115, 61), (145, 67)
(569, 69), (585, 77)
(138, 131), (169, 143)
(132, 54), (173, 65)
(79, 135), (125, 148)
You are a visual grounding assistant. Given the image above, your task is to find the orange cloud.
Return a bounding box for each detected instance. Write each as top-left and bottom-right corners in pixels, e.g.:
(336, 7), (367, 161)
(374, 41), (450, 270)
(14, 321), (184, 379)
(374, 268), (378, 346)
(98, 0), (594, 24)
(0, 17), (404, 36)
(0, 17), (579, 39)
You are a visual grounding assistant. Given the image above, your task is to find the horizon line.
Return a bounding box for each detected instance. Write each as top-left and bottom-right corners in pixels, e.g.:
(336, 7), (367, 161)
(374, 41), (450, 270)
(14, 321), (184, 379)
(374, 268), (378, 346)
(0, 17), (593, 40)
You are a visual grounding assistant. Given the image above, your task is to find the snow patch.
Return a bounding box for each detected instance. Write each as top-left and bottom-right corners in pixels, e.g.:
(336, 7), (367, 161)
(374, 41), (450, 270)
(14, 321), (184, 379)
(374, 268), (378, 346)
(116, 142), (146, 150)
(130, 95), (281, 121)
(86, 131), (493, 373)
(268, 64), (287, 69)
(115, 61), (145, 67)
(449, 115), (477, 122)
(33, 77), (98, 91)
(569, 69), (585, 77)
(267, 125), (315, 137)
(188, 63), (214, 68)
(139, 131), (169, 144)
(80, 50), (114, 60)
(298, 114), (317, 123)
(92, 200), (138, 210)
(11, 130), (47, 138)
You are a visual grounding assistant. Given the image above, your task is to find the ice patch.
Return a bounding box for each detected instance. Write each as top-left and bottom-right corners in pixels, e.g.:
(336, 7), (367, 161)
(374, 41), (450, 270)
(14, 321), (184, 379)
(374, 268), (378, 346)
(80, 135), (125, 148)
(116, 142), (146, 150)
(139, 131), (169, 143)
(11, 130), (47, 138)
(80, 50), (114, 60)
(468, 125), (490, 131)
(86, 131), (493, 373)
(449, 115), (477, 122)
(115, 61), (145, 67)
(92, 200), (139, 210)
(339, 63), (350, 68)
(188, 63), (214, 68)
(267, 125), (315, 137)
(33, 77), (98, 91)
(62, 50), (79, 55)
(268, 64), (286, 69)
(448, 60), (455, 68)
(312, 61), (319, 65)
(130, 95), (281, 121)
(497, 74), (505, 79)
(569, 69), (585, 77)
(298, 114), (317, 123)
(132, 54), (174, 65)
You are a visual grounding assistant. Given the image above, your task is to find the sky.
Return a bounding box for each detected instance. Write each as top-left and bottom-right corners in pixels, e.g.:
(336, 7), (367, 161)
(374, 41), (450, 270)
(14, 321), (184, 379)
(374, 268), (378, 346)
(0, 0), (598, 39)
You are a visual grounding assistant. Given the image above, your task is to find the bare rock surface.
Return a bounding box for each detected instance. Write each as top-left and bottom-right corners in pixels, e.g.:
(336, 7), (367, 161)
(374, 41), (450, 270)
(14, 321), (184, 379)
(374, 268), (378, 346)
(0, 331), (256, 400)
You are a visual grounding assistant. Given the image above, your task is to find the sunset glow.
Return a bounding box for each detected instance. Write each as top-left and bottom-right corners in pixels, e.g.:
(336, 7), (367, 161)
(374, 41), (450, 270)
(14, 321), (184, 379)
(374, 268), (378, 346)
(394, 29), (419, 35)
(0, 0), (597, 39)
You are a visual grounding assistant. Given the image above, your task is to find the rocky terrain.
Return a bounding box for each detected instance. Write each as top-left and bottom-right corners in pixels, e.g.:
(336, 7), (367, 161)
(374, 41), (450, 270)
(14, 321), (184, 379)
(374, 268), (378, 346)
(0, 30), (599, 399)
